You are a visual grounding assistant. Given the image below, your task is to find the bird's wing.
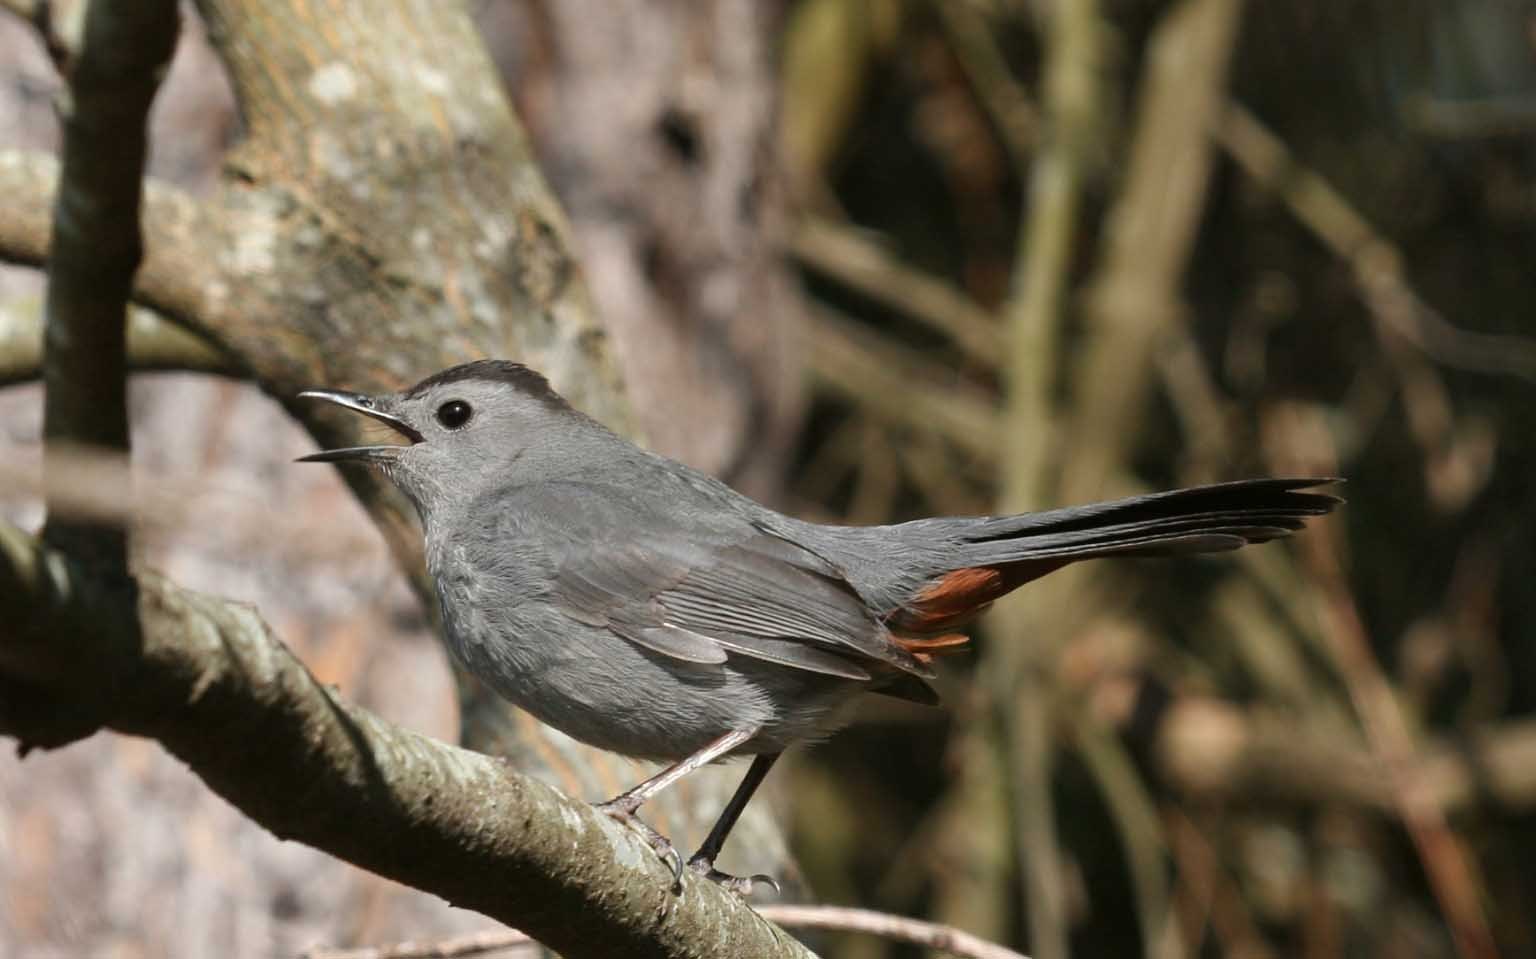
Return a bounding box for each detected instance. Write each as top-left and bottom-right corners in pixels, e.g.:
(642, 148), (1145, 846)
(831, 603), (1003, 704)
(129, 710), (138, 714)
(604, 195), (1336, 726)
(502, 481), (931, 685)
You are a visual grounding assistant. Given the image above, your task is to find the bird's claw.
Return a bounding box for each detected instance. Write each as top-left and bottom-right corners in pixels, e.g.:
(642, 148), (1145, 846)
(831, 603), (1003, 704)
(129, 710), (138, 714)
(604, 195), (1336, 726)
(661, 844), (685, 891)
(687, 854), (780, 897)
(594, 799), (685, 890)
(595, 799), (777, 896)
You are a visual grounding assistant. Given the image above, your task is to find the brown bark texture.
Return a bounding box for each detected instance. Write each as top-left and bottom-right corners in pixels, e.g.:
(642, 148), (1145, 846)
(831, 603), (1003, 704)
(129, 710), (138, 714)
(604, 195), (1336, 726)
(0, 0), (807, 955)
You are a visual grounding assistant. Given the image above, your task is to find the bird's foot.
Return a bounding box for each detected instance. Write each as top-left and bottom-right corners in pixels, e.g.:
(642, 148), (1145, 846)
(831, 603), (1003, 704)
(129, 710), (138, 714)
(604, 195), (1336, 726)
(687, 853), (780, 898)
(595, 798), (684, 890)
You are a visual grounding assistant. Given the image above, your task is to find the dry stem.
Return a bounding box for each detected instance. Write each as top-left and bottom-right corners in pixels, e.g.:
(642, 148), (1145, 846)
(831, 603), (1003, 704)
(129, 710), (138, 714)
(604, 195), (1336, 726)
(303, 905), (1034, 959)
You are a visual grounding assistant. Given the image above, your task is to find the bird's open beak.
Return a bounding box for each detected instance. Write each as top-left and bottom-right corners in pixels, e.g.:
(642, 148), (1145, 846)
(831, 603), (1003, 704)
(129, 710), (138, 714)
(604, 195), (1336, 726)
(295, 389), (425, 463)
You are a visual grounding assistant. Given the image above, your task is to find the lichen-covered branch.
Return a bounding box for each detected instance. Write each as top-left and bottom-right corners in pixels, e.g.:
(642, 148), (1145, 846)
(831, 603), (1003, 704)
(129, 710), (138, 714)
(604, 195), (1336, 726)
(0, 148), (313, 374)
(0, 519), (815, 959)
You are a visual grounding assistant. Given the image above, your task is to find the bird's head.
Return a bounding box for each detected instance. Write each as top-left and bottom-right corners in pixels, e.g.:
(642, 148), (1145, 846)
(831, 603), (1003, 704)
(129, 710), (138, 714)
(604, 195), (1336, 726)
(297, 359), (576, 512)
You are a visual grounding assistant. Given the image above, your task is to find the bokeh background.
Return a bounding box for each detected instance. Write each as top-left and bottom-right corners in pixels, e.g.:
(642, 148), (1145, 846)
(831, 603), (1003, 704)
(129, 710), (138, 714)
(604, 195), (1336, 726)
(3, 1), (1535, 957)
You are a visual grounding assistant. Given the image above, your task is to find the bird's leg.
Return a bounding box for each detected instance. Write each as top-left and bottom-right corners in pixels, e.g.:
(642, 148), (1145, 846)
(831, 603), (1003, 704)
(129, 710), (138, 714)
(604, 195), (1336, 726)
(595, 727), (757, 889)
(688, 752), (782, 896)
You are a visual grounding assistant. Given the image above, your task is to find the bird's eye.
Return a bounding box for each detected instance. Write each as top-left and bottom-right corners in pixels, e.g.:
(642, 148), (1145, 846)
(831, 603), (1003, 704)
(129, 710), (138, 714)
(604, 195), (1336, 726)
(436, 400), (473, 429)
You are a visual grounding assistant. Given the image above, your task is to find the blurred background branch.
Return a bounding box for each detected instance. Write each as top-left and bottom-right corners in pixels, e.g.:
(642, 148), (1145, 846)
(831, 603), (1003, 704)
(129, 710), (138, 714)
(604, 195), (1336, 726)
(991, 0), (1106, 954)
(37, 0), (178, 564)
(1216, 103), (1536, 385)
(773, 0), (1536, 956)
(0, 299), (235, 387)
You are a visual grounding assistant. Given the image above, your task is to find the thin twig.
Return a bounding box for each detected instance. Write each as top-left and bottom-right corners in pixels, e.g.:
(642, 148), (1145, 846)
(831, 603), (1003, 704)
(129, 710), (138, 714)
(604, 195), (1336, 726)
(1303, 518), (1499, 959)
(303, 928), (535, 959)
(303, 906), (1034, 959)
(1407, 95), (1536, 139)
(931, 0), (1039, 161)
(1217, 100), (1513, 512)
(1216, 101), (1536, 383)
(1072, 715), (1173, 955)
(0, 0), (65, 70)
(1164, 808), (1275, 959)
(804, 305), (1000, 461)
(27, 0), (71, 73)
(761, 905), (1031, 959)
(788, 216), (1004, 366)
(1263, 408), (1499, 959)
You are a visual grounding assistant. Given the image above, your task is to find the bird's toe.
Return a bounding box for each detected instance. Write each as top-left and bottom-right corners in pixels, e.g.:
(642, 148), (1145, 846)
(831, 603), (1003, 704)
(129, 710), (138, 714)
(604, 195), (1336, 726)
(595, 799), (685, 891)
(687, 854), (780, 897)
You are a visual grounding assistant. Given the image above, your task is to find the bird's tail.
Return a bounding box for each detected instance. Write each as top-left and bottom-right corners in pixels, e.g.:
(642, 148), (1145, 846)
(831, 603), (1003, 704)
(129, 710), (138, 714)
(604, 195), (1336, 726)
(887, 478), (1341, 638)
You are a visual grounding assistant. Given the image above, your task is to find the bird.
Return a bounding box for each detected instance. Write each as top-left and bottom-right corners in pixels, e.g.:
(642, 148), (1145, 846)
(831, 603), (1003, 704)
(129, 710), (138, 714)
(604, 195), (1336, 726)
(298, 359), (1340, 893)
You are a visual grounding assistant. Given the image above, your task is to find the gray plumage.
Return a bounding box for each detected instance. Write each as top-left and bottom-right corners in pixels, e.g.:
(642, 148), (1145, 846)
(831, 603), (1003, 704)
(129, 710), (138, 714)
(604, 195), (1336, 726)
(299, 359), (1340, 883)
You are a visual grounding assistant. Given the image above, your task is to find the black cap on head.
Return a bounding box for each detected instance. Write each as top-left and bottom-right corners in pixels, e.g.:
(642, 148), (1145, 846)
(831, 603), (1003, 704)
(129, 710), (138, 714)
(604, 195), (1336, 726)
(406, 359), (568, 410)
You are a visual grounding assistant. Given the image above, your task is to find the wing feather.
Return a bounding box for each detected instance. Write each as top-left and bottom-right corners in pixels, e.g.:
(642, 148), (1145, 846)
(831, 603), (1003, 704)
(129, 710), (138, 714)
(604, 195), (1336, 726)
(633, 624), (730, 665)
(500, 482), (926, 683)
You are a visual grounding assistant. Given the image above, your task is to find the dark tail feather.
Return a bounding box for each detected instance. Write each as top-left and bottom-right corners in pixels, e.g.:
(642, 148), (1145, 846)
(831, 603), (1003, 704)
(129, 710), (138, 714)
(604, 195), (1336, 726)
(889, 478), (1341, 634)
(960, 478), (1340, 566)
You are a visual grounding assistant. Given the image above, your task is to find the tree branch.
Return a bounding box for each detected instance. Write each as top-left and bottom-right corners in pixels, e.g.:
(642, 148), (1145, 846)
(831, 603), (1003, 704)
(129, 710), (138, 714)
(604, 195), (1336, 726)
(2, 0), (71, 71)
(0, 298), (236, 387)
(788, 216), (1004, 367)
(0, 150), (244, 348)
(1145, 696), (1536, 815)
(931, 0), (1038, 162)
(1302, 518), (1497, 959)
(759, 906), (1029, 959)
(38, 0), (180, 563)
(0, 0), (39, 22)
(1216, 102), (1536, 384)
(804, 305), (1000, 461)
(1061, 0), (1241, 502)
(990, 0), (1107, 954)
(0, 519), (814, 959)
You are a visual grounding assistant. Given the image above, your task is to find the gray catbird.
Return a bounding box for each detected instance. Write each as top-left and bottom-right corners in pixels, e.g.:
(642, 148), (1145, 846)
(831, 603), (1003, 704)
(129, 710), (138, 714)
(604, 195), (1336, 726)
(299, 359), (1339, 891)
